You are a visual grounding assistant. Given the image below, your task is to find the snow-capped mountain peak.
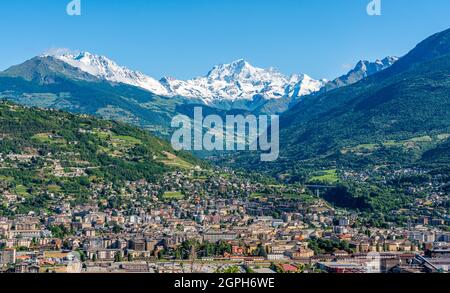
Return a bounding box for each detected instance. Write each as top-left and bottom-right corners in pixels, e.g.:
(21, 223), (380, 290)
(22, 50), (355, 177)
(47, 51), (170, 95)
(206, 59), (271, 80)
(354, 56), (399, 75)
(322, 56), (399, 92)
(162, 59), (325, 103)
(287, 74), (328, 97)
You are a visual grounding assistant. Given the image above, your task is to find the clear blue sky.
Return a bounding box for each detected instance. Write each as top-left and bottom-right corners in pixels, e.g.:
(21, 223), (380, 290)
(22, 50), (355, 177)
(0, 0), (449, 80)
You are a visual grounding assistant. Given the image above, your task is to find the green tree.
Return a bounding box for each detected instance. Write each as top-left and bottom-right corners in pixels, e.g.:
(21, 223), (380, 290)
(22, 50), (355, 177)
(114, 251), (123, 262)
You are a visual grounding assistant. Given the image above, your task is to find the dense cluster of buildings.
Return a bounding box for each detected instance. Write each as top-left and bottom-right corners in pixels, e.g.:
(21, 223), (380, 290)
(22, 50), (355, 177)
(0, 170), (449, 273)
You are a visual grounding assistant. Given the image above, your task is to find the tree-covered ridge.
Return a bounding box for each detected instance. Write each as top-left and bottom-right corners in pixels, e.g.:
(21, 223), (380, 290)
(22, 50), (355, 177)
(0, 101), (201, 214)
(279, 52), (450, 163)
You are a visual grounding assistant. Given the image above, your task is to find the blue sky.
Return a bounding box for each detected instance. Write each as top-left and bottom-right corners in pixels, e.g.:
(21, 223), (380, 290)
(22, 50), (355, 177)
(0, 0), (449, 80)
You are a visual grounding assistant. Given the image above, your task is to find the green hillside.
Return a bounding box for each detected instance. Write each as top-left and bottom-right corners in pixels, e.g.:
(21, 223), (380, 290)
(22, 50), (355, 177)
(422, 140), (450, 163)
(0, 101), (201, 215)
(279, 29), (450, 164)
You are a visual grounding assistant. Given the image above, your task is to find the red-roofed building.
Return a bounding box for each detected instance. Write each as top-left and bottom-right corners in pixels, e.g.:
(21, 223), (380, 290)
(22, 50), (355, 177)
(281, 264), (299, 273)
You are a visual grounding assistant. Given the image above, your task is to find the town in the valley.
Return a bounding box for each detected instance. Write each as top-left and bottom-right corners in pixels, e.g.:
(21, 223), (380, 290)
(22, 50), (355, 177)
(0, 162), (448, 273)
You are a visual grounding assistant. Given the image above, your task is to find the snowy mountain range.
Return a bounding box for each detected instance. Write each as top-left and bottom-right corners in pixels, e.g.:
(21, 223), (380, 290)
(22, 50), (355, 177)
(42, 50), (397, 111)
(0, 48), (401, 138)
(160, 59), (327, 104)
(48, 51), (325, 105)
